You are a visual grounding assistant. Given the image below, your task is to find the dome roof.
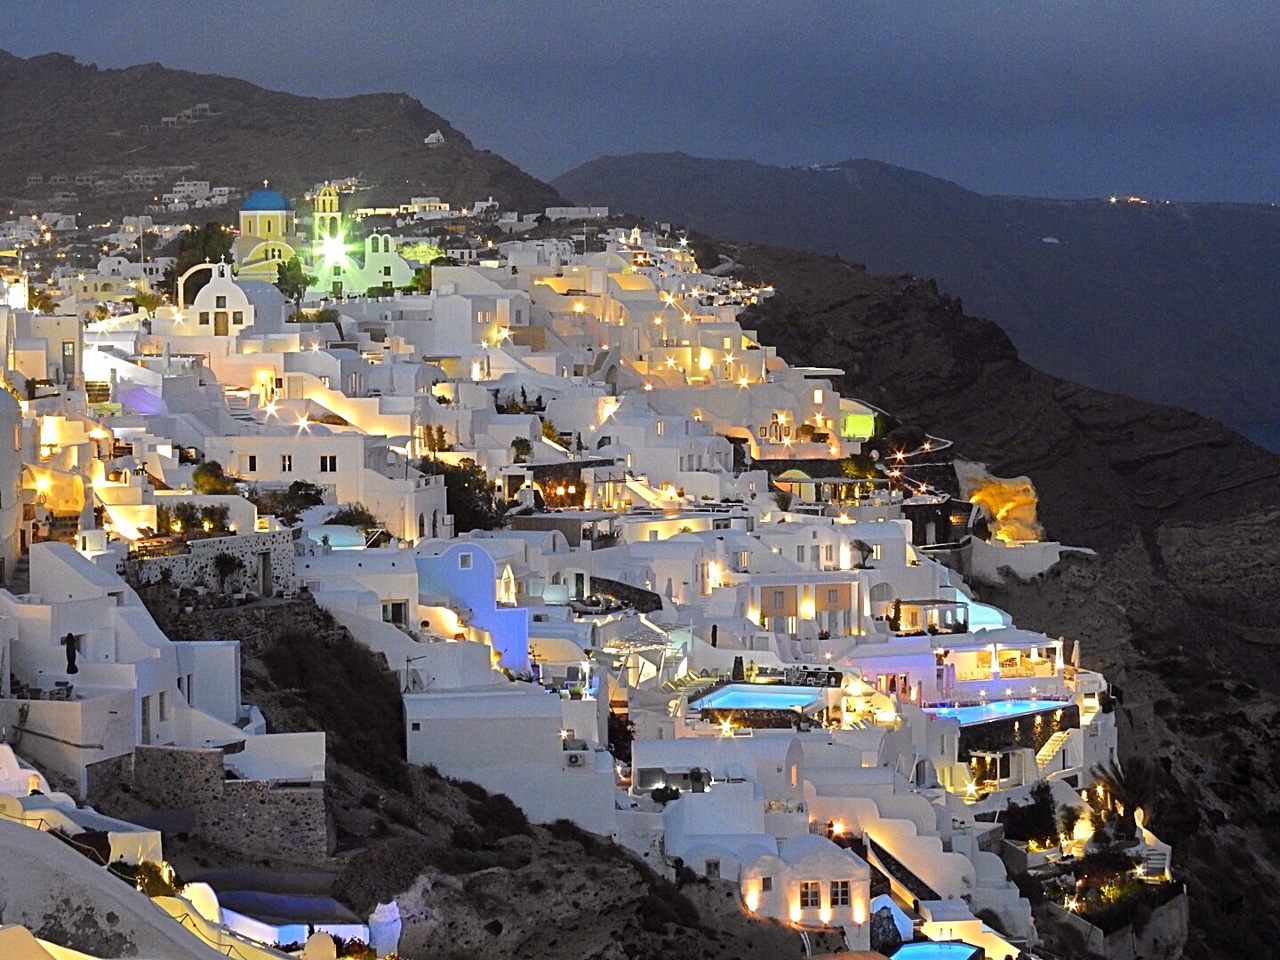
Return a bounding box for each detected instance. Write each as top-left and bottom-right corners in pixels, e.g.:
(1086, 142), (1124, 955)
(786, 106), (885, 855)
(242, 188), (292, 211)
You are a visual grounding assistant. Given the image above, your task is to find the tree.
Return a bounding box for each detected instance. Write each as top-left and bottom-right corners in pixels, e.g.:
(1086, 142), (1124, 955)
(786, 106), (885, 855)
(1090, 757), (1159, 840)
(420, 458), (511, 533)
(510, 437), (532, 464)
(28, 288), (56, 313)
(276, 256), (315, 310)
(129, 289), (165, 316)
(192, 460), (239, 495)
(161, 222), (233, 300)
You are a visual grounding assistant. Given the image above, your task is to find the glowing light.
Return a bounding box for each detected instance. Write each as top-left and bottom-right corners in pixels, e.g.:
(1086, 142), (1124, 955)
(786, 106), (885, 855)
(35, 475), (51, 493)
(559, 728), (570, 740)
(264, 401), (278, 417)
(745, 889), (759, 912)
(574, 302), (585, 314)
(819, 907), (832, 925)
(852, 902), (866, 924)
(318, 233), (347, 262)
(297, 415), (311, 431)
(789, 904), (802, 923)
(830, 820), (845, 836)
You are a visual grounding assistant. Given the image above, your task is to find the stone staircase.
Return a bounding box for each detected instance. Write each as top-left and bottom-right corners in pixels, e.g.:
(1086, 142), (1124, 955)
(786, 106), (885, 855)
(1036, 730), (1072, 771)
(7, 554), (30, 595)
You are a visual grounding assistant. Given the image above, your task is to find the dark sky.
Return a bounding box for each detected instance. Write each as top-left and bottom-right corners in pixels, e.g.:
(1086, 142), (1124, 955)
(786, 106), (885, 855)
(13, 0), (1280, 201)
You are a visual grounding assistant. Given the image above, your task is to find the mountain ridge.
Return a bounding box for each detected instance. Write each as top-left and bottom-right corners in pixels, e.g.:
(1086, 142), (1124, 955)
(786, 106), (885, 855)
(0, 49), (566, 213)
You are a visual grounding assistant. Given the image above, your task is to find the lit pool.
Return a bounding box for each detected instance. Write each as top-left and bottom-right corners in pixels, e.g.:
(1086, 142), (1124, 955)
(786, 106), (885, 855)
(925, 698), (1069, 726)
(691, 683), (826, 711)
(891, 943), (982, 960)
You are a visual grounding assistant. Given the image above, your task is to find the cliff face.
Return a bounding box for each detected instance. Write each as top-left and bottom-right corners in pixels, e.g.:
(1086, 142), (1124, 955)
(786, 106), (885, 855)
(735, 244), (1280, 959)
(0, 51), (566, 213)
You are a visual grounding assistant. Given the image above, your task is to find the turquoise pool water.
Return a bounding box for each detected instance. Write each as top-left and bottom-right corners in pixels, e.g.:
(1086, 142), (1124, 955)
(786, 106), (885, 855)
(924, 698), (1068, 726)
(691, 683), (825, 711)
(891, 942), (982, 960)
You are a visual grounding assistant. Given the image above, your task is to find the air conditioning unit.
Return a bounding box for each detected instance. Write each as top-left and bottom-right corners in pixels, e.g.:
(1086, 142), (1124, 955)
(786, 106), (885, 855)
(566, 753), (584, 767)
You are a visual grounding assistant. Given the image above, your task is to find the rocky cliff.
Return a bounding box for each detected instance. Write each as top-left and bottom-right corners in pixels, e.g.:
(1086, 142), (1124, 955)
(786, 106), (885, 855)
(733, 244), (1280, 960)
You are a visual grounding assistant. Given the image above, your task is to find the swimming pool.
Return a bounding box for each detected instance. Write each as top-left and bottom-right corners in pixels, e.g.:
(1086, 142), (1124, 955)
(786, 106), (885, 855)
(924, 698), (1069, 726)
(690, 683), (827, 711)
(891, 942), (982, 960)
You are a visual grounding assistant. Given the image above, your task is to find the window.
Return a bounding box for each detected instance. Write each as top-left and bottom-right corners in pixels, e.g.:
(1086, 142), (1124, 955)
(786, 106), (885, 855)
(215, 295), (227, 308)
(281, 454), (293, 472)
(872, 544), (882, 561)
(383, 265), (392, 276)
(319, 455), (337, 472)
(796, 546), (805, 562)
(246, 455), (257, 472)
(232, 310), (244, 324)
(813, 388), (824, 404)
(656, 421), (664, 437)
(458, 552), (473, 570)
(158, 691), (168, 722)
(705, 859), (720, 879)
(799, 881), (820, 908)
(830, 880), (850, 906)
(825, 545), (834, 563)
(827, 588), (838, 604)
(411, 721), (421, 731)
(199, 311), (210, 325)
(773, 590), (785, 607)
(333, 265), (342, 276)
(761, 876), (773, 893)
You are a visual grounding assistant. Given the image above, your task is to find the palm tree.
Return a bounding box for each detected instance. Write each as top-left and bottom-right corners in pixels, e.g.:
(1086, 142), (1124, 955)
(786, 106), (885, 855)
(1090, 756), (1158, 840)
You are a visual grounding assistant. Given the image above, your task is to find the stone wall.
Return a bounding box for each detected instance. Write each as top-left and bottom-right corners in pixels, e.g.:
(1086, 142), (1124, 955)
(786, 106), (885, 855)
(130, 744), (330, 859)
(125, 529), (295, 596)
(84, 754), (132, 806)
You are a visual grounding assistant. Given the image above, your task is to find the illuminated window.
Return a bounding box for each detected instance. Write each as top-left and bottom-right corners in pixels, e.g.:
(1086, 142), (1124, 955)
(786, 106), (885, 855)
(872, 544), (882, 560)
(813, 388), (824, 404)
(830, 880), (850, 906)
(800, 881), (820, 908)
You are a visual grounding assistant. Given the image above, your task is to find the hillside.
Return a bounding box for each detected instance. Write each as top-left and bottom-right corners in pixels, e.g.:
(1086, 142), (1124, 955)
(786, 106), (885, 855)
(554, 153), (1280, 444)
(0, 51), (566, 214)
(730, 244), (1280, 959)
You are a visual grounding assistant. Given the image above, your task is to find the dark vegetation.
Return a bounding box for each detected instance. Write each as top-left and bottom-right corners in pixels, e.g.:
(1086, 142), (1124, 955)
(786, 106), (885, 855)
(0, 50), (566, 219)
(418, 458), (513, 532)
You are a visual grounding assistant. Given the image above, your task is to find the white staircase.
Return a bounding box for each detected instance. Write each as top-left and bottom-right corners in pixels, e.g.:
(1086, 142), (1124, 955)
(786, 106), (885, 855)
(1036, 730), (1071, 771)
(1142, 848), (1169, 880)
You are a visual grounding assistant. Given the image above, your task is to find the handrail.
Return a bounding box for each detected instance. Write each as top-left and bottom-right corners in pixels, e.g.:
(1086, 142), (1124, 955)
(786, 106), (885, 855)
(12, 724), (104, 750)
